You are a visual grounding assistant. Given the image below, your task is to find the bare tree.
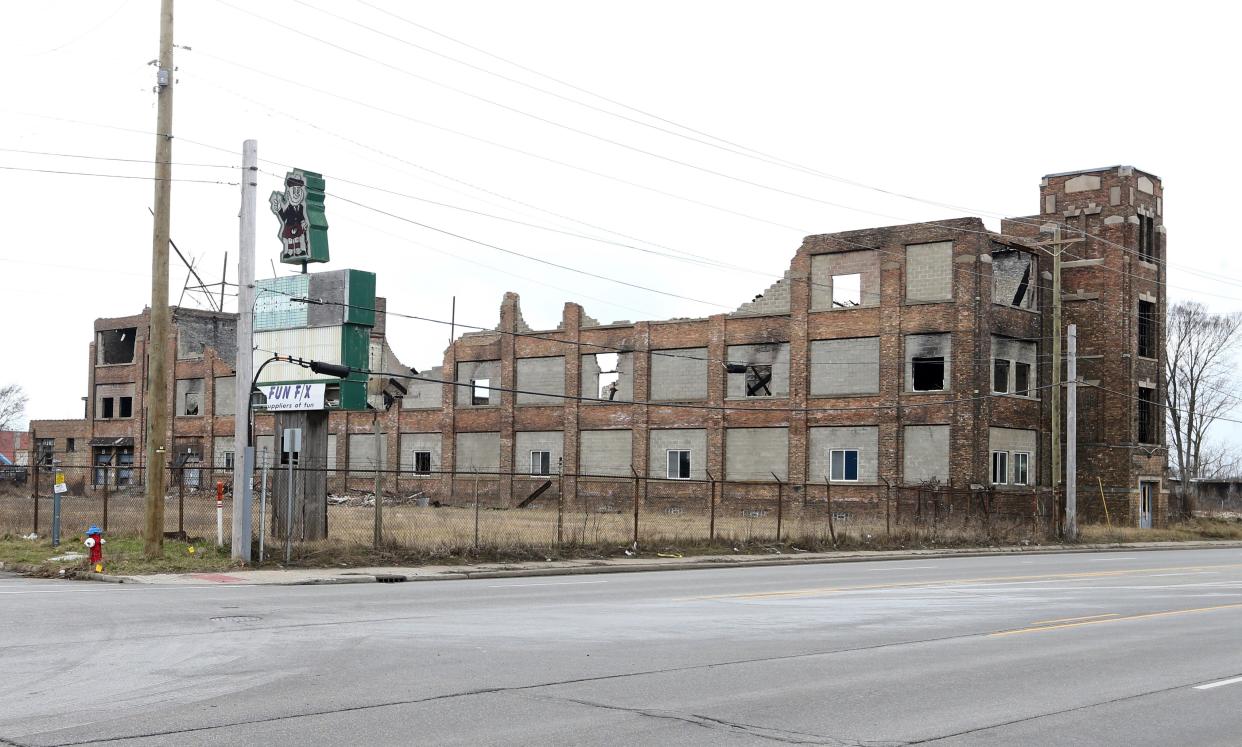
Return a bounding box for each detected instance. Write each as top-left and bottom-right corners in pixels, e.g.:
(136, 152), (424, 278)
(1165, 302), (1242, 515)
(0, 384), (27, 431)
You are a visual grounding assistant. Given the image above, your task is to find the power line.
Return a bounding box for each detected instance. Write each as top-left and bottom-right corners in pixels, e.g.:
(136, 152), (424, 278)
(0, 164), (237, 185)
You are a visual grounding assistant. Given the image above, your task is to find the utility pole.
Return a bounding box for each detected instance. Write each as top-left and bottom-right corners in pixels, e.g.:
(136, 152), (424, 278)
(1032, 226), (1082, 511)
(232, 140), (257, 561)
(144, 0), (175, 558)
(1051, 225), (1062, 503)
(1066, 323), (1078, 540)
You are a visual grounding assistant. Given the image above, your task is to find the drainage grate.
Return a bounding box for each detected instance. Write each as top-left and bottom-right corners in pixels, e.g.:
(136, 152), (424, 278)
(211, 615), (262, 624)
(373, 574), (406, 583)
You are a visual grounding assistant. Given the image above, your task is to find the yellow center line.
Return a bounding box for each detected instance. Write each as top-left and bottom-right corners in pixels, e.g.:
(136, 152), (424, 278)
(991, 602), (1242, 637)
(1029, 613), (1120, 625)
(693, 563), (1242, 601)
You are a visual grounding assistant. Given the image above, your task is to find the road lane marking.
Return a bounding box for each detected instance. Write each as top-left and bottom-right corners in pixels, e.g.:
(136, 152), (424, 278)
(1088, 557), (1138, 562)
(1194, 675), (1242, 691)
(1030, 613), (1119, 625)
(867, 565), (938, 571)
(990, 602), (1242, 636)
(485, 580), (608, 588)
(695, 563), (1242, 601)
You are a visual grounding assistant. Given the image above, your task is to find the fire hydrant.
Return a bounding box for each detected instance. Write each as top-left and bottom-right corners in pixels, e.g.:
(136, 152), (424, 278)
(83, 525), (105, 573)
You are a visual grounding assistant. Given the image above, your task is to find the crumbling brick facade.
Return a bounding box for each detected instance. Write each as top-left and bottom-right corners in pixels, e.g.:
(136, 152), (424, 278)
(397, 166), (1167, 526)
(29, 166), (1167, 527)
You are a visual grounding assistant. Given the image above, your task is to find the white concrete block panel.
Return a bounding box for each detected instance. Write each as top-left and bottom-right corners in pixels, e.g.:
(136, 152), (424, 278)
(905, 333), (951, 392)
(456, 360), (500, 407)
(455, 432), (500, 473)
(810, 250), (880, 310)
(579, 429), (632, 477)
(399, 432), (441, 474)
(905, 241), (954, 302)
(810, 337), (880, 396)
(648, 428), (708, 480)
(212, 436), (235, 468)
(989, 427), (1037, 485)
(514, 431), (564, 475)
(726, 343), (790, 399)
(650, 347), (708, 401)
(581, 352), (634, 401)
(403, 366), (443, 410)
(516, 357), (565, 405)
(724, 427), (788, 481)
(902, 425), (950, 485)
(809, 426), (879, 483)
(348, 432), (388, 471)
(213, 376), (236, 416)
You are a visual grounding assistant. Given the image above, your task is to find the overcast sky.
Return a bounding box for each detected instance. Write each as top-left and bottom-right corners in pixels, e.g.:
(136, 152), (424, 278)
(2, 0), (1239, 444)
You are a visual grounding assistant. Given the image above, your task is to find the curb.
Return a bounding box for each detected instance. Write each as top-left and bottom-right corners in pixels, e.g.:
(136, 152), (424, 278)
(8, 541), (1242, 586)
(219, 540), (1242, 586)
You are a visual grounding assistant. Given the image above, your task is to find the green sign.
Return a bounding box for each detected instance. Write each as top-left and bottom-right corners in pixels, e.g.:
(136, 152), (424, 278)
(269, 168), (329, 267)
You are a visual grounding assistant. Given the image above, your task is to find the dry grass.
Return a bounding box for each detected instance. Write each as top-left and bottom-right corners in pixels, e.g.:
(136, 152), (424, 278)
(1079, 517), (1242, 544)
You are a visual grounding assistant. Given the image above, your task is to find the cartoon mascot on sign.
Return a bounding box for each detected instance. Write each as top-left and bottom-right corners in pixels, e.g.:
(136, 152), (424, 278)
(270, 171), (310, 261)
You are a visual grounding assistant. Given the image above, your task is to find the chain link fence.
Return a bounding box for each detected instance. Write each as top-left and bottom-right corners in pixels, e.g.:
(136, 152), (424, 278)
(1, 460), (1060, 554)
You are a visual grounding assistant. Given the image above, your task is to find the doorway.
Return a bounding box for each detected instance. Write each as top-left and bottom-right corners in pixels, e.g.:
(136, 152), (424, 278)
(1139, 480), (1157, 529)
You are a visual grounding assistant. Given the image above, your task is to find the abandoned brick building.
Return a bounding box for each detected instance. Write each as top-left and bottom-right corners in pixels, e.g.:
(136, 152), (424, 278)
(388, 165), (1166, 526)
(29, 302), (410, 490)
(30, 165), (1167, 526)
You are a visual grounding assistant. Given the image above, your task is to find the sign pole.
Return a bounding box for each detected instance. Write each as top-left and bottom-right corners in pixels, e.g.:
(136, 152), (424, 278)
(51, 468), (65, 547)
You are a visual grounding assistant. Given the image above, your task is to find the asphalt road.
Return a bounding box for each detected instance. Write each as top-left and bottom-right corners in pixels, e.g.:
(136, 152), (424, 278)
(4, 548), (1242, 746)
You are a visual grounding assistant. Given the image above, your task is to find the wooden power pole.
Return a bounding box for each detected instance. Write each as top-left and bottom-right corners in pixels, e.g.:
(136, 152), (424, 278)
(144, 0), (175, 558)
(1033, 225), (1082, 535)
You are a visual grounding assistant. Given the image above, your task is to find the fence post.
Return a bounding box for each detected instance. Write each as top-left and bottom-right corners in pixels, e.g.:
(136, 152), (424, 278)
(706, 469), (716, 543)
(630, 467), (640, 550)
(771, 472), (783, 543)
(373, 417), (383, 550)
(557, 458), (564, 546)
(177, 464), (185, 537)
(883, 478), (891, 538)
(824, 477), (837, 547)
(103, 466), (111, 533)
(473, 470), (480, 551)
(32, 465), (39, 535)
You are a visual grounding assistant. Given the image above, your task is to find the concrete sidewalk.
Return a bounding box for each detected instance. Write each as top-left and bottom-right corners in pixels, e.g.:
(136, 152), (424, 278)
(74, 539), (1242, 585)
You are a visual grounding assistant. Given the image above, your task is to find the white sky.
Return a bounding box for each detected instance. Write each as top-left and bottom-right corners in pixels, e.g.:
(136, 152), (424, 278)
(2, 0), (1240, 445)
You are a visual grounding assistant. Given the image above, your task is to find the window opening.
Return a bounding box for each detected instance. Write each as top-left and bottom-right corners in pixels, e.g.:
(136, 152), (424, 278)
(830, 449), (859, 482)
(912, 357), (945, 391)
(66, 438), (75, 453)
(667, 449), (691, 480)
(117, 449), (133, 485)
(832, 273), (862, 308)
(745, 365), (773, 397)
(471, 378), (491, 406)
(1012, 452), (1030, 486)
(101, 397), (114, 419)
(97, 328), (136, 365)
(993, 359), (1010, 394)
(1014, 362), (1031, 397)
(93, 449), (113, 486)
(530, 450), (551, 476)
(35, 439), (54, 468)
(413, 451), (432, 475)
(1138, 215), (1156, 263)
(1138, 300), (1157, 358)
(595, 352), (620, 400)
(1138, 386), (1157, 444)
(991, 451), (1009, 485)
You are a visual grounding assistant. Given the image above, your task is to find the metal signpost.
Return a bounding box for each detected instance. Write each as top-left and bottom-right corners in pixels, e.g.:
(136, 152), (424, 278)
(283, 428), (302, 564)
(51, 468), (66, 547)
